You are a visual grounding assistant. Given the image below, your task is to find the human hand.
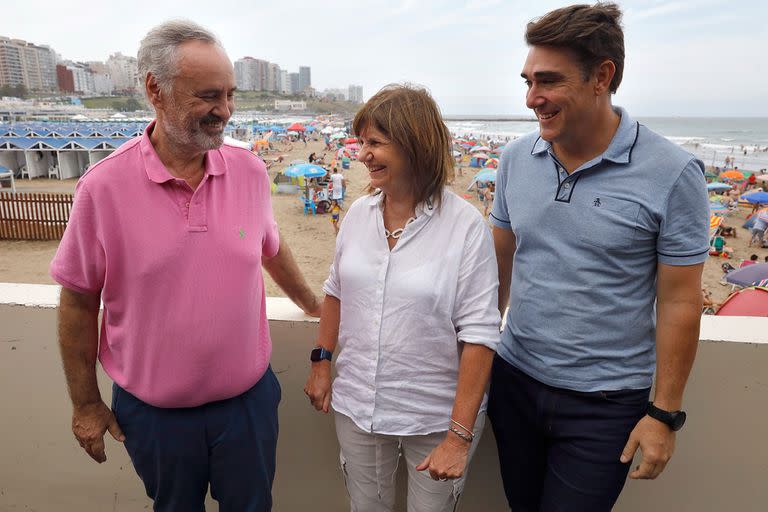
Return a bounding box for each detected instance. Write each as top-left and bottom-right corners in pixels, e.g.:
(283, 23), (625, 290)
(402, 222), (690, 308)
(415, 434), (470, 481)
(620, 415), (676, 479)
(72, 401), (125, 463)
(304, 363), (332, 413)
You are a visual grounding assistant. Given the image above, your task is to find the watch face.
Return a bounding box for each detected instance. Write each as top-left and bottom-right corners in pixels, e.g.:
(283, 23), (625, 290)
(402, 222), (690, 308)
(671, 411), (686, 431)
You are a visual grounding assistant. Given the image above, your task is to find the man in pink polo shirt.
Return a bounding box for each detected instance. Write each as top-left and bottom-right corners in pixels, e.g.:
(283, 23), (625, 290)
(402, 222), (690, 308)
(50, 20), (320, 512)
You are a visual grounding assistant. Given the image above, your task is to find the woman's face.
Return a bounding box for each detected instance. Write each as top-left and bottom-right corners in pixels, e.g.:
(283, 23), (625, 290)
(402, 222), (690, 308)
(357, 125), (411, 196)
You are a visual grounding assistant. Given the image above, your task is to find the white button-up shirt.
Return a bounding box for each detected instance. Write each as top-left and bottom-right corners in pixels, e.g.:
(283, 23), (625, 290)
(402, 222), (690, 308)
(324, 189), (501, 436)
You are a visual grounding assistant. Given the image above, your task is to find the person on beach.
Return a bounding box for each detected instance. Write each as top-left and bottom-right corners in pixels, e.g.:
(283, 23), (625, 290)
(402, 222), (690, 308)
(329, 166), (345, 206)
(51, 20), (321, 511)
(488, 4), (710, 510)
(329, 199), (342, 235)
(304, 84), (500, 511)
(482, 181), (495, 217)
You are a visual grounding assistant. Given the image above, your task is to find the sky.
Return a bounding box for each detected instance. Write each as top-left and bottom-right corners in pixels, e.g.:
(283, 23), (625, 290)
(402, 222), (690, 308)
(2, 0), (766, 117)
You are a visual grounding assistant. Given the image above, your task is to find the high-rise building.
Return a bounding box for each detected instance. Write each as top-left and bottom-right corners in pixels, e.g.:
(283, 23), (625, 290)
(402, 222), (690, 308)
(267, 63), (280, 92)
(56, 64), (74, 93)
(106, 52), (138, 92)
(235, 57), (256, 91)
(0, 38), (25, 88)
(0, 36), (57, 91)
(289, 72), (300, 95)
(348, 85), (363, 103)
(298, 66), (311, 93)
(279, 70), (290, 95)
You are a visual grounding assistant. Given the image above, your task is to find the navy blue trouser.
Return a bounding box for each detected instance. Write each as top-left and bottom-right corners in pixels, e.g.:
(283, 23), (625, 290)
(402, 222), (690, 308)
(488, 355), (649, 512)
(112, 367), (281, 512)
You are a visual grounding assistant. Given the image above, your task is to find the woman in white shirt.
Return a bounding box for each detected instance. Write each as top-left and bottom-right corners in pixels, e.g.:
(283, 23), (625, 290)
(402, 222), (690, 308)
(304, 84), (500, 512)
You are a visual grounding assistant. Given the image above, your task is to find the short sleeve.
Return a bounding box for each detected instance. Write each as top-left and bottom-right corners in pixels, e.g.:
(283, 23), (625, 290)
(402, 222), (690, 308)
(259, 162), (280, 258)
(489, 148), (511, 230)
(453, 217), (501, 350)
(657, 158), (711, 265)
(49, 182), (106, 294)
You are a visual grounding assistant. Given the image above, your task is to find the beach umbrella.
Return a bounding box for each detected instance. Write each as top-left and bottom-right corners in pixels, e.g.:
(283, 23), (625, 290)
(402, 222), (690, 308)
(741, 191), (768, 204)
(284, 163), (327, 179)
(715, 287), (768, 316)
(344, 137), (358, 144)
(345, 143), (360, 151)
(724, 263), (768, 288)
(287, 123), (306, 132)
(320, 126), (334, 134)
(471, 169), (497, 184)
(330, 133), (346, 140)
(472, 152), (489, 160)
(484, 158), (499, 169)
(268, 125), (285, 132)
(720, 170), (744, 180)
(707, 182), (732, 192)
(470, 146), (491, 153)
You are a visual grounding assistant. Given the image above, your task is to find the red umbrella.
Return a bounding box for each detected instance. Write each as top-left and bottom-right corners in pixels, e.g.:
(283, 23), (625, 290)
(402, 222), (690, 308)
(287, 123), (306, 132)
(344, 137), (358, 144)
(715, 287), (768, 317)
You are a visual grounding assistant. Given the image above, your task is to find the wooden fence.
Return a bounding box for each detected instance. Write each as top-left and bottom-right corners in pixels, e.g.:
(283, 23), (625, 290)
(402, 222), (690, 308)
(0, 191), (74, 241)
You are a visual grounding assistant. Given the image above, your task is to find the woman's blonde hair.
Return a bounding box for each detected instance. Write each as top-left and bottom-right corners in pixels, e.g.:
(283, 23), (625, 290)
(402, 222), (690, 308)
(353, 84), (453, 208)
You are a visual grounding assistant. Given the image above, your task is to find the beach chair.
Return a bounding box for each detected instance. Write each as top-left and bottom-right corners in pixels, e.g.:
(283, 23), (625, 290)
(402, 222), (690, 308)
(48, 165), (60, 179)
(302, 196), (317, 216)
(0, 166), (16, 192)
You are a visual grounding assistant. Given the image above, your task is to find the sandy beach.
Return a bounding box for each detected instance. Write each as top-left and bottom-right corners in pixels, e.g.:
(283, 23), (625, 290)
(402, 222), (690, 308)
(1, 136), (766, 310)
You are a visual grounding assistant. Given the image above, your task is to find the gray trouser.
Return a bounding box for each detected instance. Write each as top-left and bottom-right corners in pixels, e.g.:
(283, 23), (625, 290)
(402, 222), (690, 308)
(334, 412), (485, 512)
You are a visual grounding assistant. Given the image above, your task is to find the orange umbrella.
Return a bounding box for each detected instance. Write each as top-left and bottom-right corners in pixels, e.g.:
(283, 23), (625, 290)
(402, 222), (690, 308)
(721, 170), (744, 180)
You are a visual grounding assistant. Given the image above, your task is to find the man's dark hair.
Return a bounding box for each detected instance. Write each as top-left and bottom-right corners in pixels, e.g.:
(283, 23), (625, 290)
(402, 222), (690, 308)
(525, 3), (625, 93)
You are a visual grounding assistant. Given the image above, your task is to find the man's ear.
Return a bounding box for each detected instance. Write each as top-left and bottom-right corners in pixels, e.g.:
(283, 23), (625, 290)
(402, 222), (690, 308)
(593, 59), (616, 95)
(145, 74), (163, 111)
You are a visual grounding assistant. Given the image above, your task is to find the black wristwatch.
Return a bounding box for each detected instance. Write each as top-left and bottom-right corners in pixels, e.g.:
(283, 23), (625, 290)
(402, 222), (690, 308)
(646, 402), (686, 431)
(310, 347), (333, 363)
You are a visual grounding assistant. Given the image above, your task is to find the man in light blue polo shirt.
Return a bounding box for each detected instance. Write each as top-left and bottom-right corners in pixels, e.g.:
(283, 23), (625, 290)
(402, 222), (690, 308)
(488, 4), (710, 511)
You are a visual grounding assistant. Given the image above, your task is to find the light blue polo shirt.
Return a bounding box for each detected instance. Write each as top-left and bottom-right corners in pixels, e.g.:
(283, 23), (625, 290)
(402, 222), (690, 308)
(490, 107), (710, 392)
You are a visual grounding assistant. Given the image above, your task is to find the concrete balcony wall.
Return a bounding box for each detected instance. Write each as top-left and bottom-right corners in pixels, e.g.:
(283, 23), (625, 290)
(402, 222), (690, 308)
(1, 283), (766, 511)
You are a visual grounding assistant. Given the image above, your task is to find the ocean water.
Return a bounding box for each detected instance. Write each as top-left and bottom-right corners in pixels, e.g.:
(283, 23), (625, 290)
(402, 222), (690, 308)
(444, 116), (768, 171)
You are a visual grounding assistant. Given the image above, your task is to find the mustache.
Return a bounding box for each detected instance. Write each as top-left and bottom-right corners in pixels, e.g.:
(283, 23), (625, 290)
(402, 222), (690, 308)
(200, 114), (225, 125)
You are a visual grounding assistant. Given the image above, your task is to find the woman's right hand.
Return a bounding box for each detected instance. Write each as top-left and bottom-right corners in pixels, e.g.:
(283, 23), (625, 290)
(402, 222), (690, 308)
(304, 362), (332, 413)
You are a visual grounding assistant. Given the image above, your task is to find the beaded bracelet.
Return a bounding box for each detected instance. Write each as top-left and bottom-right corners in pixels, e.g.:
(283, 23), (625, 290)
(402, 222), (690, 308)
(449, 425), (474, 443)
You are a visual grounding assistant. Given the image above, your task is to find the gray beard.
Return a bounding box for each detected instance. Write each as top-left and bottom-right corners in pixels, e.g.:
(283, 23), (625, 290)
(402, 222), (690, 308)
(162, 115), (224, 152)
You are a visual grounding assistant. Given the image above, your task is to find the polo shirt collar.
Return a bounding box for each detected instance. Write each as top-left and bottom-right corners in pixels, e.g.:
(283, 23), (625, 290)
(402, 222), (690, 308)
(365, 190), (439, 217)
(529, 106), (639, 165)
(140, 120), (229, 184)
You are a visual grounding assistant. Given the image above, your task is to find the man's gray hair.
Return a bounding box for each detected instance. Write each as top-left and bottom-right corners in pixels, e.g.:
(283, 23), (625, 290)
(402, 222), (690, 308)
(137, 19), (221, 95)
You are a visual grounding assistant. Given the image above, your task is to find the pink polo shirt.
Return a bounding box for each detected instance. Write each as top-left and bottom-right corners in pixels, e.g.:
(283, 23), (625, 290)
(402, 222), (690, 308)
(50, 121), (280, 408)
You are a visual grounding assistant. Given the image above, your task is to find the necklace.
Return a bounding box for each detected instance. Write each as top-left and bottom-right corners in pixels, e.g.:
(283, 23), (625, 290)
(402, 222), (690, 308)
(384, 217), (416, 239)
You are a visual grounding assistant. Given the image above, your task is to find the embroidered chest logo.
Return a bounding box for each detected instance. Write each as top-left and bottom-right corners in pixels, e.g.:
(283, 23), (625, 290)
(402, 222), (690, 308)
(593, 198), (602, 207)
(238, 228), (246, 239)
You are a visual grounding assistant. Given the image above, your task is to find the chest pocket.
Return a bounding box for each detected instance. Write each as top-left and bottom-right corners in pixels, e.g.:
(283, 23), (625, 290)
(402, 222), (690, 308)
(575, 197), (640, 250)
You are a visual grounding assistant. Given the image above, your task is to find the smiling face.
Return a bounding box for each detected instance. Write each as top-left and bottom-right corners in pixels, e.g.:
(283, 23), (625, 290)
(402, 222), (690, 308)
(357, 124), (412, 197)
(154, 40), (236, 153)
(521, 45), (598, 150)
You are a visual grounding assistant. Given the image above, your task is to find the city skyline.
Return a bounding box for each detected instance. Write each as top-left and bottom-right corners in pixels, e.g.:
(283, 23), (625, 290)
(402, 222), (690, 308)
(1, 0), (766, 116)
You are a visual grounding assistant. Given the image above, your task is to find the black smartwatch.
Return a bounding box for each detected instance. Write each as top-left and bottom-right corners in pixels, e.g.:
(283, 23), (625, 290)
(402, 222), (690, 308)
(310, 347), (333, 363)
(646, 402), (686, 431)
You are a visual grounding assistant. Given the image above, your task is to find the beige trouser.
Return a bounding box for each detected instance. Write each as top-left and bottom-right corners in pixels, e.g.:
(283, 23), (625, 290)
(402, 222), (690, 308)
(334, 412), (485, 512)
